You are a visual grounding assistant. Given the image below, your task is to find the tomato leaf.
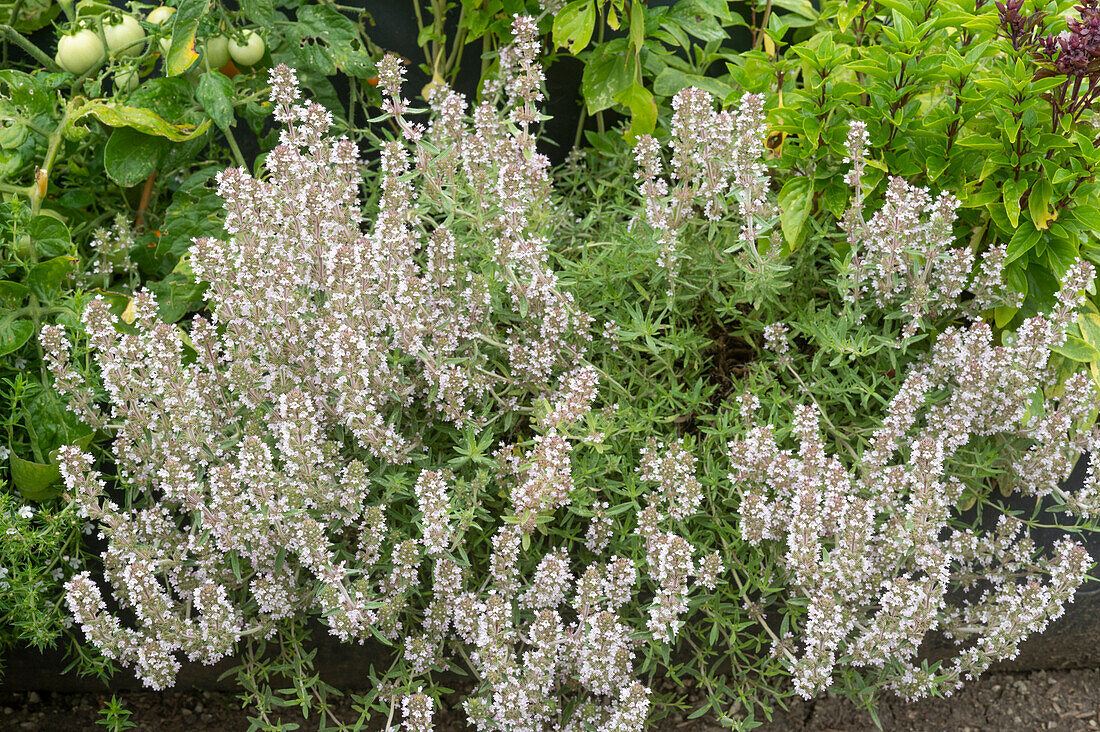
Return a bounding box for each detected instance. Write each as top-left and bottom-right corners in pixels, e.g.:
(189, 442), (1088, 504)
(25, 255), (77, 301)
(10, 451), (62, 501)
(614, 82), (657, 141)
(104, 128), (168, 187)
(0, 281), (28, 308)
(0, 317), (34, 356)
(166, 0), (210, 76)
(29, 215), (71, 258)
(581, 40), (633, 113)
(71, 100), (211, 141)
(197, 70), (236, 131)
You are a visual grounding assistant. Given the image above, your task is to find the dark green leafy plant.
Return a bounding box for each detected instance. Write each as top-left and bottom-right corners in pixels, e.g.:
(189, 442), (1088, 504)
(721, 0), (1100, 320)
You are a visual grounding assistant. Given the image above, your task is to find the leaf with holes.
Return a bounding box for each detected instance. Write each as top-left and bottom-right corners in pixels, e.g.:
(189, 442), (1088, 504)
(553, 0), (596, 53)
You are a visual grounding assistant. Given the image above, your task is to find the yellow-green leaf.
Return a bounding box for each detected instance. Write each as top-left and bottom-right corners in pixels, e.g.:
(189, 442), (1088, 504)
(779, 176), (815, 250)
(553, 0), (596, 54)
(1028, 177), (1055, 230)
(1052, 334), (1100, 362)
(70, 100), (211, 141)
(614, 82), (656, 141)
(1003, 177), (1027, 229)
(994, 305), (1018, 329)
(1079, 312), (1100, 351)
(166, 0), (210, 75)
(10, 451), (61, 501)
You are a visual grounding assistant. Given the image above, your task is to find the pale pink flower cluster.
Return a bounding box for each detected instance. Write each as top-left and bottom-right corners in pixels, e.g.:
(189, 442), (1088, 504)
(637, 437), (703, 521)
(730, 260), (1099, 699)
(635, 439), (721, 643)
(41, 16), (598, 698)
(81, 213), (136, 287)
(840, 122), (1015, 337)
(634, 90), (770, 289)
(41, 18), (697, 730)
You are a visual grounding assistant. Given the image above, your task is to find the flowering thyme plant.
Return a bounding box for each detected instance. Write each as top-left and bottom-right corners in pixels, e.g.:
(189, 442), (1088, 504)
(39, 16), (724, 730)
(576, 82), (1100, 721)
(34, 12), (1100, 732)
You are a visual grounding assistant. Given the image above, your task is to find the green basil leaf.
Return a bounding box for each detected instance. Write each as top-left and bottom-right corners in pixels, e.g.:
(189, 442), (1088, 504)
(553, 0), (597, 53)
(779, 176), (815, 250)
(1053, 334), (1100, 362)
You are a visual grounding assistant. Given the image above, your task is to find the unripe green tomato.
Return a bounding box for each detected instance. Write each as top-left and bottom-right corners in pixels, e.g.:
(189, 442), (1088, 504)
(204, 34), (230, 70)
(56, 29), (104, 75)
(104, 14), (145, 57)
(228, 29), (264, 66)
(146, 5), (175, 26)
(114, 66), (140, 93)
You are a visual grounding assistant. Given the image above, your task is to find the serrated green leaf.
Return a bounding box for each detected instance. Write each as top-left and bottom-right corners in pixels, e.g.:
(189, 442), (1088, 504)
(581, 40), (633, 113)
(652, 67), (732, 100)
(239, 0), (275, 25)
(294, 5), (374, 78)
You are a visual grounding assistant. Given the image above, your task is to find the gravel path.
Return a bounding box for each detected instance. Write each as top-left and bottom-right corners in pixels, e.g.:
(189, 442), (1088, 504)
(2, 669), (1100, 730)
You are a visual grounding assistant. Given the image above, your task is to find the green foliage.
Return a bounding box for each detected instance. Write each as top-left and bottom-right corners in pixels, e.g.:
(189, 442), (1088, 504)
(2, 2), (1100, 730)
(96, 695), (137, 732)
(724, 0), (1100, 314)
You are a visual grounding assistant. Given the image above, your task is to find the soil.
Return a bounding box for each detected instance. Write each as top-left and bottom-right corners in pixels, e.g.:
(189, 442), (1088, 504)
(2, 669), (1099, 731)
